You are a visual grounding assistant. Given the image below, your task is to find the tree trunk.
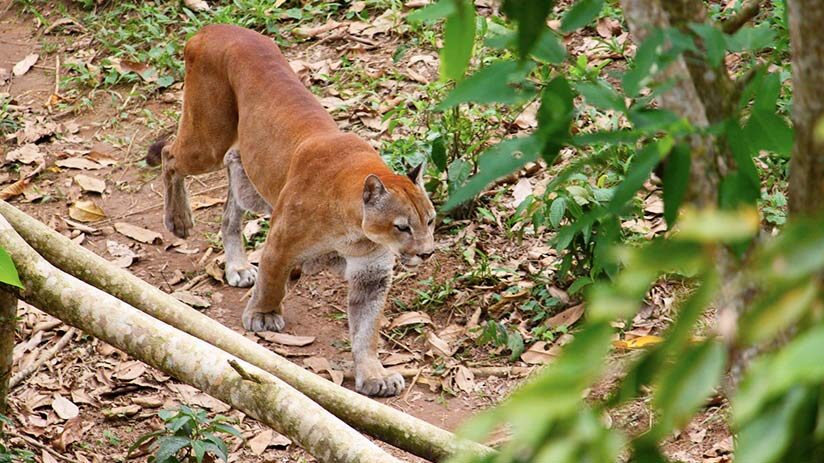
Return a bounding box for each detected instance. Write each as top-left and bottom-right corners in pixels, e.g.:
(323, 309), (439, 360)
(787, 0), (824, 215)
(0, 201), (493, 462)
(0, 289), (15, 412)
(0, 213), (402, 463)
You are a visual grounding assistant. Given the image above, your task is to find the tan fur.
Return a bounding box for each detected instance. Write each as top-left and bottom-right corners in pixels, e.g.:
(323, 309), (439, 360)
(153, 25), (436, 397)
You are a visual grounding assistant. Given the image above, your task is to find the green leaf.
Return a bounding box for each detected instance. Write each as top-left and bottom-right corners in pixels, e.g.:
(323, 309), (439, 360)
(438, 60), (536, 109)
(662, 143), (690, 227)
(507, 330), (524, 361)
(0, 248), (22, 289)
(440, 0), (476, 81)
(210, 423), (242, 438)
(726, 23), (776, 52)
(689, 23), (727, 67)
(575, 79), (625, 112)
(672, 207), (760, 243)
(607, 140), (670, 214)
(155, 75), (175, 88)
(443, 136), (541, 210)
(652, 341), (726, 436)
(560, 0), (604, 33)
(153, 436), (191, 463)
(736, 325), (824, 424)
(736, 386), (813, 463)
(549, 197), (566, 228)
(622, 29), (665, 96)
(531, 30), (567, 64)
(744, 110), (793, 157)
(430, 135), (447, 172)
(191, 440), (206, 463)
(739, 280), (817, 345)
(407, 0), (455, 23)
(536, 76), (575, 159)
(502, 0), (556, 58)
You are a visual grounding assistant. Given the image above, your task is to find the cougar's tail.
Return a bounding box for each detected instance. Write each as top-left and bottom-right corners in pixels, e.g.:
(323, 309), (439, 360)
(146, 139), (168, 167)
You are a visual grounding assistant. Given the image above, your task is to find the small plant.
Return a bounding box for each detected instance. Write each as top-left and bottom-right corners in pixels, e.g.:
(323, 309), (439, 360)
(130, 405), (241, 463)
(0, 415), (35, 463)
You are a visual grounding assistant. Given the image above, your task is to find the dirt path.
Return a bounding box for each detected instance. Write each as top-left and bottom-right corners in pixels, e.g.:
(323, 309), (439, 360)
(0, 5), (525, 462)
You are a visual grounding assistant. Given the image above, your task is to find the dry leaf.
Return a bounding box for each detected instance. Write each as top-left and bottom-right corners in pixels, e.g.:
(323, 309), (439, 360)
(41, 450), (59, 463)
(205, 259), (224, 283)
(69, 200), (106, 222)
(191, 195), (223, 210)
(426, 331), (453, 357)
(6, 144), (43, 165)
(454, 365), (475, 393)
(172, 290), (210, 309)
(388, 311), (433, 329)
(510, 177), (533, 207)
(86, 150), (118, 166)
(521, 341), (559, 365)
(596, 17), (621, 38)
(114, 360), (146, 381)
(74, 174), (106, 193)
(303, 356), (332, 373)
(107, 240), (136, 268)
(257, 332), (315, 347)
(383, 352), (416, 366)
(545, 303), (585, 330)
(114, 222), (162, 244)
(52, 394), (79, 420)
(184, 0), (210, 11)
(293, 20), (343, 38)
(56, 157), (104, 170)
(12, 53), (39, 76)
(612, 335), (664, 350)
(249, 429), (274, 456)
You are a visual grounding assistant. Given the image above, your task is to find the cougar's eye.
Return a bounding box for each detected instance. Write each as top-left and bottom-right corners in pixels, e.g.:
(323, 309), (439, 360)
(394, 223), (411, 233)
(427, 217), (435, 226)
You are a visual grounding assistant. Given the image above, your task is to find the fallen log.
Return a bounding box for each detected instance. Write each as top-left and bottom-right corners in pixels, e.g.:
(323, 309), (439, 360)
(0, 213), (401, 463)
(0, 201), (493, 462)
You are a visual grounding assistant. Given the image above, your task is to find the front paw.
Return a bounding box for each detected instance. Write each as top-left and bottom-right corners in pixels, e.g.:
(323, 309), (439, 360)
(242, 309), (285, 332)
(226, 264), (257, 287)
(164, 206), (194, 238)
(356, 370), (405, 397)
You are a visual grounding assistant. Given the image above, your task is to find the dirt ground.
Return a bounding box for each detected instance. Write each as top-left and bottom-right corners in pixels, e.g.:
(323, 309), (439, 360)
(0, 1), (734, 462)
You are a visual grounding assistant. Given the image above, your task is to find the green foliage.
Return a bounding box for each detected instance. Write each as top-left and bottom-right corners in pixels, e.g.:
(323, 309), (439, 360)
(0, 415), (35, 463)
(130, 406), (241, 463)
(0, 248), (22, 289)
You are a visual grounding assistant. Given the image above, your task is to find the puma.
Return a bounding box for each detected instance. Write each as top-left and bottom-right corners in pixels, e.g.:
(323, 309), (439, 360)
(146, 24), (436, 397)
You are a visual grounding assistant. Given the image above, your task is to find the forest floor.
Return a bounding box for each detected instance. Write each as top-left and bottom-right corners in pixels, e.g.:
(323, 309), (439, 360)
(0, 0), (732, 462)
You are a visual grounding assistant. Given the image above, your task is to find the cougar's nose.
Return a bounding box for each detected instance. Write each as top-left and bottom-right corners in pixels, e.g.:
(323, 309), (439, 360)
(418, 251), (434, 260)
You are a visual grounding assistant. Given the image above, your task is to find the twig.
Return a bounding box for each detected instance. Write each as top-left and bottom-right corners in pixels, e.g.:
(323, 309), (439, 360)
(402, 367), (422, 402)
(53, 54), (60, 95)
(177, 273), (210, 292)
(228, 358), (265, 384)
(721, 0), (762, 34)
(7, 429), (81, 463)
(10, 328), (76, 388)
(320, 365), (533, 381)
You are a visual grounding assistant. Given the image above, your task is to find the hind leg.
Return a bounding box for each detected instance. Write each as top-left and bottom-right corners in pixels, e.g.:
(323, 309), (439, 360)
(222, 148), (271, 288)
(162, 146), (195, 238)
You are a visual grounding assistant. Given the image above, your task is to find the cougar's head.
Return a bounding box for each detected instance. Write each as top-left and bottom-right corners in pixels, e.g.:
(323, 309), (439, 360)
(361, 163), (436, 268)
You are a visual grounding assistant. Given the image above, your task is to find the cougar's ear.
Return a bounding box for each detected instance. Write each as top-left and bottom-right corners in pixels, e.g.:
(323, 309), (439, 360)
(363, 174), (387, 206)
(407, 161), (426, 187)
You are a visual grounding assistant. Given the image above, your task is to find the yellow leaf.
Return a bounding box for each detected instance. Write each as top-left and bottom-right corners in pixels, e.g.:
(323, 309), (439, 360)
(69, 200), (106, 222)
(613, 335), (664, 350)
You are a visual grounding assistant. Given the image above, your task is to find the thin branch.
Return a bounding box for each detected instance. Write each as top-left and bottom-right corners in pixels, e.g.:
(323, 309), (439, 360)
(722, 0), (763, 34)
(10, 328), (76, 388)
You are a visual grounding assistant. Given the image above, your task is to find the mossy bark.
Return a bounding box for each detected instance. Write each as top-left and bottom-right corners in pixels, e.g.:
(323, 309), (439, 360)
(0, 213), (401, 463)
(0, 201), (493, 462)
(0, 289), (15, 412)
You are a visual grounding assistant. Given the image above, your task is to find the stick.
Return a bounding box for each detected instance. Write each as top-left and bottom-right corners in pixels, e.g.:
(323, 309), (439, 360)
(0, 200), (493, 462)
(10, 328), (76, 388)
(721, 0), (762, 34)
(0, 213), (401, 463)
(7, 429), (81, 463)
